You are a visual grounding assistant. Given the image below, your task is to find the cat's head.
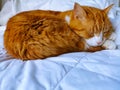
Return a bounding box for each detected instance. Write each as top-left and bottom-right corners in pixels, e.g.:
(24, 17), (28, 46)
(69, 3), (114, 47)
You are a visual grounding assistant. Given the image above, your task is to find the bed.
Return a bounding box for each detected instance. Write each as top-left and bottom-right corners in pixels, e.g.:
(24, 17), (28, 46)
(0, 0), (120, 90)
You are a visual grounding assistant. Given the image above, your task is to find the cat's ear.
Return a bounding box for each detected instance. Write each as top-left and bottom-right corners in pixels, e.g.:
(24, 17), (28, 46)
(73, 3), (86, 21)
(103, 4), (114, 14)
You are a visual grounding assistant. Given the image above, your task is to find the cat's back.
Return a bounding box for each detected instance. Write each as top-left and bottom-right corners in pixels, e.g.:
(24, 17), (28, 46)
(6, 10), (62, 30)
(10, 10), (61, 20)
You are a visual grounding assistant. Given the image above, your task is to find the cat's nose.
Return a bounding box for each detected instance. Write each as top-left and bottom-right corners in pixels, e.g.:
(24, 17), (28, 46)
(97, 42), (102, 45)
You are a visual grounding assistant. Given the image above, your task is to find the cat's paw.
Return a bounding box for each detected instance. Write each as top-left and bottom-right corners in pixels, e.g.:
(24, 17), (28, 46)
(109, 32), (116, 41)
(102, 40), (116, 50)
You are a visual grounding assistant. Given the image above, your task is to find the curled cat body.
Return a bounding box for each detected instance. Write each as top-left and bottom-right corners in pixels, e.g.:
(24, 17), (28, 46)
(4, 3), (116, 60)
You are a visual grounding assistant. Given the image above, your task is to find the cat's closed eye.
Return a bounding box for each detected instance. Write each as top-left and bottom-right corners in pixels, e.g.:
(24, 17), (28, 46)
(103, 30), (109, 34)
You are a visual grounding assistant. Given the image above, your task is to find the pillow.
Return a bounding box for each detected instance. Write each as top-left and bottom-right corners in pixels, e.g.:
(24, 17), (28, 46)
(0, 0), (118, 25)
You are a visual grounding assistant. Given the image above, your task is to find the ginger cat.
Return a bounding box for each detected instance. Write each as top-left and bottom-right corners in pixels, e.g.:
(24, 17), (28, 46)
(4, 3), (116, 60)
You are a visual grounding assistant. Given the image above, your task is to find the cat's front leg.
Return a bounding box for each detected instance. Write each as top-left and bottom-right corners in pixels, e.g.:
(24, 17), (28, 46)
(86, 46), (105, 52)
(102, 40), (116, 50)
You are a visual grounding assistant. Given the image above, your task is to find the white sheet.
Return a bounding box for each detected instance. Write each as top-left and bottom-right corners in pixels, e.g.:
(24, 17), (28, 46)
(0, 0), (120, 90)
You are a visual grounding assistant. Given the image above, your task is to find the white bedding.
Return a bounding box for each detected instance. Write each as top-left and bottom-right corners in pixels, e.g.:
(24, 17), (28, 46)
(0, 0), (120, 90)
